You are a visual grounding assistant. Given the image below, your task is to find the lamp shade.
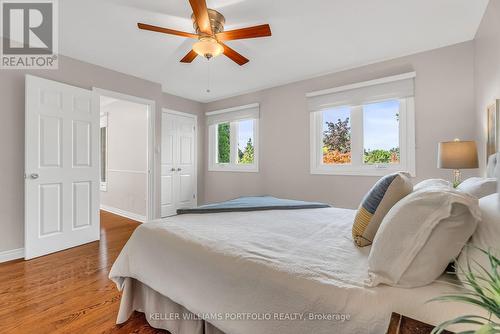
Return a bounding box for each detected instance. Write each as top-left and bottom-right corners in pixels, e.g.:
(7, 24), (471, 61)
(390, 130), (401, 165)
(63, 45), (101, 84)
(193, 37), (223, 59)
(438, 140), (479, 169)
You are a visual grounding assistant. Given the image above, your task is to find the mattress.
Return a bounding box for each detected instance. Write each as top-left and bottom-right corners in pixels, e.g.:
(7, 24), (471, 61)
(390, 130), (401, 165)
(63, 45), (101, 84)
(109, 207), (483, 334)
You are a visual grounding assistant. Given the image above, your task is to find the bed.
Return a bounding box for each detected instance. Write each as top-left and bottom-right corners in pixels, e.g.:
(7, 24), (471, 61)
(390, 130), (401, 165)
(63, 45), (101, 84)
(109, 205), (483, 334)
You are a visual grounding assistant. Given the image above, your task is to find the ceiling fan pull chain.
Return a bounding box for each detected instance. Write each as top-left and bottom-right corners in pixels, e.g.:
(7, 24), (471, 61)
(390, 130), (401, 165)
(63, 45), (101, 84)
(206, 59), (211, 93)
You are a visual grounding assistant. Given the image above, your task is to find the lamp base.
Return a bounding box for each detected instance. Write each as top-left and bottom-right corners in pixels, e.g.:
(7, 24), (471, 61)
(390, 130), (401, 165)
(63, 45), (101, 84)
(452, 169), (461, 188)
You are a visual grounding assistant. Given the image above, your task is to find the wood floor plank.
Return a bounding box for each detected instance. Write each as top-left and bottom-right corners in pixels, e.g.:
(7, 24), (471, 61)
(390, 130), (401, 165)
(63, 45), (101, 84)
(0, 211), (167, 334)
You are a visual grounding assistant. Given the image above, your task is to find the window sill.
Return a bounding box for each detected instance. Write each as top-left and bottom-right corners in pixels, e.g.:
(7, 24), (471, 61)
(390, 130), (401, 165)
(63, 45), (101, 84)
(209, 164), (259, 173)
(311, 166), (415, 177)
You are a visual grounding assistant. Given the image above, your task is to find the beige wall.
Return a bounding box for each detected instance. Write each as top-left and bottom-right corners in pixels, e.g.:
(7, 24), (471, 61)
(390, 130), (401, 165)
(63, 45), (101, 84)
(474, 0), (500, 174)
(101, 100), (148, 217)
(204, 42), (478, 208)
(0, 47), (204, 253)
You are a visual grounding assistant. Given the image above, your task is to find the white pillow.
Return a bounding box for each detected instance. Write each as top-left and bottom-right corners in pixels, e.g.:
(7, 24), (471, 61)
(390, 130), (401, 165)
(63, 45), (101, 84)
(413, 179), (452, 191)
(457, 177), (497, 199)
(366, 188), (481, 288)
(457, 194), (500, 281)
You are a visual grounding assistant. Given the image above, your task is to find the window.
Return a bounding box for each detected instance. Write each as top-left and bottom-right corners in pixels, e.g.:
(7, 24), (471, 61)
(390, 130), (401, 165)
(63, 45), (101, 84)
(322, 106), (352, 165)
(363, 100), (400, 165)
(309, 73), (416, 176)
(100, 114), (108, 191)
(208, 104), (259, 172)
(217, 122), (230, 164)
(237, 119), (255, 165)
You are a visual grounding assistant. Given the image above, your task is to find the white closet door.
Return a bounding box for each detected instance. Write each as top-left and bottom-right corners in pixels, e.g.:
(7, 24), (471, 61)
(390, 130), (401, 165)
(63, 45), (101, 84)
(25, 75), (100, 259)
(175, 114), (196, 209)
(160, 113), (177, 217)
(161, 112), (196, 217)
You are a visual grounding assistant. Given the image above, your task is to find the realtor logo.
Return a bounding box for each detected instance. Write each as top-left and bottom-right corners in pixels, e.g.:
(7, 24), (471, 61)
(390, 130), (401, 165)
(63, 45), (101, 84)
(1, 0), (58, 69)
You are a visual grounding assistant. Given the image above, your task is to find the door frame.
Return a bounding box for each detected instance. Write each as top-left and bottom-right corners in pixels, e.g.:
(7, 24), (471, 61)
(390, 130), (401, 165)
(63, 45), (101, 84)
(162, 108), (198, 207)
(93, 88), (156, 222)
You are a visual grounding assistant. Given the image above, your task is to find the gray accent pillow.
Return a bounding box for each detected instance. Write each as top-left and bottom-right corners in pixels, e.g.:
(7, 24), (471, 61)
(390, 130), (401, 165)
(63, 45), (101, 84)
(352, 172), (413, 247)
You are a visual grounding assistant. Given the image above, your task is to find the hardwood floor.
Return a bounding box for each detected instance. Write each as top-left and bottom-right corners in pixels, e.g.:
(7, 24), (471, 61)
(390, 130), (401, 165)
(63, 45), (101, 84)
(0, 211), (167, 334)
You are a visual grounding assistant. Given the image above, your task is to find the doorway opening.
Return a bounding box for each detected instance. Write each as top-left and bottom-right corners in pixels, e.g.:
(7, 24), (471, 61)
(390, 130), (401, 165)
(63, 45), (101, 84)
(94, 89), (155, 222)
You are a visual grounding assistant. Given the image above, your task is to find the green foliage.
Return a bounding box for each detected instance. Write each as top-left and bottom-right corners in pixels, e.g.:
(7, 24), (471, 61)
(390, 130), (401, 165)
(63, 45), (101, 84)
(239, 138), (254, 164)
(217, 123), (230, 163)
(364, 149), (392, 164)
(364, 148), (400, 164)
(429, 248), (500, 334)
(218, 123), (254, 165)
(323, 118), (351, 154)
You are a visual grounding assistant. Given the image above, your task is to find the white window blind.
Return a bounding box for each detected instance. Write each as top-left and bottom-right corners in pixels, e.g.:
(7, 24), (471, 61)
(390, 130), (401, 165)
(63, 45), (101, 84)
(206, 103), (260, 125)
(306, 72), (415, 111)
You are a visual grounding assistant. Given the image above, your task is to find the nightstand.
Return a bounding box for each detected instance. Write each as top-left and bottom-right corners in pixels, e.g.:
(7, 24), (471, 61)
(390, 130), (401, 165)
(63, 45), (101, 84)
(386, 313), (454, 334)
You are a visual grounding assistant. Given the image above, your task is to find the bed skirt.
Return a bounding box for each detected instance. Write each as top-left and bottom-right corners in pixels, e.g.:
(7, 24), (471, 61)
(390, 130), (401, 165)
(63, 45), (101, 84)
(117, 277), (226, 334)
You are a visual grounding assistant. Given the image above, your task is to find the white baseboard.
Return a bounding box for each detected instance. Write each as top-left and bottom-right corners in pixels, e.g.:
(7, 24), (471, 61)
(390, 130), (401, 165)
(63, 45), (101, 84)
(0, 248), (24, 263)
(100, 205), (146, 223)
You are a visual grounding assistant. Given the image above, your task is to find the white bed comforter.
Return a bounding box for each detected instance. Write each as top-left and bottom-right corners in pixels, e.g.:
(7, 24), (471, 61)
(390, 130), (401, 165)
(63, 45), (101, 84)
(109, 207), (481, 334)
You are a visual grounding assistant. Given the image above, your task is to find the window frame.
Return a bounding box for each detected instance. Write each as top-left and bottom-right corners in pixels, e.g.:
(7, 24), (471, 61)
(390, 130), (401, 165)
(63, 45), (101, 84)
(310, 97), (415, 176)
(208, 118), (259, 173)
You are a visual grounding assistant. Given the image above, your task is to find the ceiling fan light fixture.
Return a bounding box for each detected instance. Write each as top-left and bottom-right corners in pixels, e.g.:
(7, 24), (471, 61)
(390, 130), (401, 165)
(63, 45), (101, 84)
(138, 0), (271, 65)
(193, 37), (223, 60)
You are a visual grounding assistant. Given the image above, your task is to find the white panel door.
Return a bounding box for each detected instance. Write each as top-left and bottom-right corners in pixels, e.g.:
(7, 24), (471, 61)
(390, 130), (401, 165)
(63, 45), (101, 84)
(25, 75), (99, 259)
(161, 112), (196, 217)
(175, 114), (196, 209)
(160, 113), (176, 217)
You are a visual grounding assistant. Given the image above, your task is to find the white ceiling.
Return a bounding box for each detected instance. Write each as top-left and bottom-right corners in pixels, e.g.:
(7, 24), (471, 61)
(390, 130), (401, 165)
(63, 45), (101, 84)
(60, 0), (489, 102)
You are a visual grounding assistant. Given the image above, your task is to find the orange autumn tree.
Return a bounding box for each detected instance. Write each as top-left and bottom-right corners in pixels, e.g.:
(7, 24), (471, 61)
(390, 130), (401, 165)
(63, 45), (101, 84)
(323, 117), (351, 164)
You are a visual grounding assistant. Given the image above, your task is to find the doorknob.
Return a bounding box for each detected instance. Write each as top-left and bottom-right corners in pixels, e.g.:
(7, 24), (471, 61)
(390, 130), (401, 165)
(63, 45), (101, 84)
(177, 168), (182, 172)
(170, 168), (176, 172)
(30, 173), (39, 179)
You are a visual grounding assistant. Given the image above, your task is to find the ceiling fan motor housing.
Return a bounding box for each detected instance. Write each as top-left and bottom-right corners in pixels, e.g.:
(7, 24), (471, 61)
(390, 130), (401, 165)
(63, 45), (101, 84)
(192, 9), (226, 36)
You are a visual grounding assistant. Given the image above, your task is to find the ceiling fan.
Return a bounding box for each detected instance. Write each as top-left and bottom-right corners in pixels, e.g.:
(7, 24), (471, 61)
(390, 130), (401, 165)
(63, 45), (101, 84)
(137, 0), (272, 66)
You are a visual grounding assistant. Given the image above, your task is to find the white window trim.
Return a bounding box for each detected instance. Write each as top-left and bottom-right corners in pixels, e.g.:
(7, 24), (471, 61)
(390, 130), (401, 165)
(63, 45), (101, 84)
(206, 103), (259, 116)
(310, 97), (415, 177)
(306, 72), (416, 98)
(208, 118), (259, 173)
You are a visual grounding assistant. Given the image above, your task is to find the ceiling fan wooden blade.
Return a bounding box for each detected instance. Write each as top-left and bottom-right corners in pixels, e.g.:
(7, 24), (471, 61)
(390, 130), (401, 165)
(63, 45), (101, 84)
(189, 0), (213, 35)
(180, 49), (198, 63)
(221, 43), (249, 66)
(137, 23), (198, 39)
(216, 24), (272, 41)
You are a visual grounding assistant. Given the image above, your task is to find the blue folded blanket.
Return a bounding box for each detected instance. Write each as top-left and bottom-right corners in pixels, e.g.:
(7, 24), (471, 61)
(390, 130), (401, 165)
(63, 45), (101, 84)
(176, 196), (330, 215)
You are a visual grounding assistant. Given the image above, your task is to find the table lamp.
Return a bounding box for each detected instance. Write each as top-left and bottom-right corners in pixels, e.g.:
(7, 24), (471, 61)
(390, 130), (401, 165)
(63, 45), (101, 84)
(438, 139), (479, 187)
